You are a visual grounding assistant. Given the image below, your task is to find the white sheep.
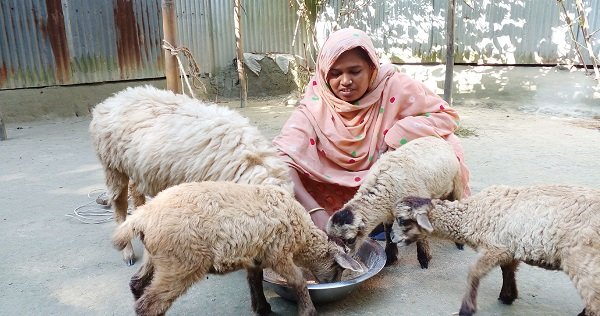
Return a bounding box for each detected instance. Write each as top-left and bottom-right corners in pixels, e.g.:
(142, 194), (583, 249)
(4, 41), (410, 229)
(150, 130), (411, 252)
(89, 85), (293, 265)
(394, 184), (600, 316)
(112, 181), (363, 316)
(326, 136), (465, 268)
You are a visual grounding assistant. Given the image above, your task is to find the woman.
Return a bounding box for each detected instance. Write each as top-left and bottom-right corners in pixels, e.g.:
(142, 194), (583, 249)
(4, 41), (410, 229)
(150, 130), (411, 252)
(273, 28), (470, 231)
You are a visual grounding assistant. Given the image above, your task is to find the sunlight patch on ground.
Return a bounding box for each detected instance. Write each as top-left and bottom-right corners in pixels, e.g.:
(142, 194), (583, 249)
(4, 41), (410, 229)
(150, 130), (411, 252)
(52, 275), (122, 311)
(0, 172), (27, 182)
(58, 164), (103, 175)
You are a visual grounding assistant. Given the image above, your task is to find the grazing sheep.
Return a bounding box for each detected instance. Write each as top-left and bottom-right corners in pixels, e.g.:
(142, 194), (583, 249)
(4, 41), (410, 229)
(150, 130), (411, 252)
(394, 184), (600, 316)
(112, 181), (363, 316)
(326, 136), (465, 268)
(89, 85), (293, 265)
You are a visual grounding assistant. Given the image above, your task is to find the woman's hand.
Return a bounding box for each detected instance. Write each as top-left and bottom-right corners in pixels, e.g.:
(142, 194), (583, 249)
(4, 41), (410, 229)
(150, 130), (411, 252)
(310, 209), (330, 232)
(288, 168), (331, 230)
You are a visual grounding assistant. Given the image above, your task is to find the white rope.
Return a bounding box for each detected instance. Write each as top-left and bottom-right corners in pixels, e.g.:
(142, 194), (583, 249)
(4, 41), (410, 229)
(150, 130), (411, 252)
(162, 40), (195, 98)
(162, 40), (208, 98)
(65, 188), (132, 224)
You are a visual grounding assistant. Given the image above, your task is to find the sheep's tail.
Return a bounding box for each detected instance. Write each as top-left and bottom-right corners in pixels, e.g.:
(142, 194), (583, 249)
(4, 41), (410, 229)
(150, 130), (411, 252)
(112, 211), (144, 251)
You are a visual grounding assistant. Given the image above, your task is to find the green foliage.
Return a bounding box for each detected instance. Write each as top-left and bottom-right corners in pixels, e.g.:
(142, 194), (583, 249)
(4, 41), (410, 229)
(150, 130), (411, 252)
(455, 125), (477, 138)
(303, 0), (324, 24)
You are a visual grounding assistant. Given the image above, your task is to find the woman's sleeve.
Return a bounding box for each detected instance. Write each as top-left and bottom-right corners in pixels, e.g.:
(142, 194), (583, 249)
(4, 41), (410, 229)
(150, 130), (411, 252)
(272, 107), (314, 169)
(383, 77), (460, 149)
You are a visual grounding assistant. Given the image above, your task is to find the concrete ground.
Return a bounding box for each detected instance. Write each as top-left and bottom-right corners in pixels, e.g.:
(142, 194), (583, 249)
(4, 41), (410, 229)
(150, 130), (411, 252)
(0, 66), (599, 315)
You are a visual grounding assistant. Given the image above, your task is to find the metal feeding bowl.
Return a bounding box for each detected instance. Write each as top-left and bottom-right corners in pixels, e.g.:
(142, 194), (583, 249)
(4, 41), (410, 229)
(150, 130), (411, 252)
(263, 239), (386, 304)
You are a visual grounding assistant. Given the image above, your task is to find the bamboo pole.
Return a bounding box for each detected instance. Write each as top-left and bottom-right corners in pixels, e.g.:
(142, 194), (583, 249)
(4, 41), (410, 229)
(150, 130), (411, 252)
(0, 111), (7, 141)
(234, 0), (247, 107)
(575, 0), (600, 81)
(162, 0), (181, 93)
(443, 0), (456, 104)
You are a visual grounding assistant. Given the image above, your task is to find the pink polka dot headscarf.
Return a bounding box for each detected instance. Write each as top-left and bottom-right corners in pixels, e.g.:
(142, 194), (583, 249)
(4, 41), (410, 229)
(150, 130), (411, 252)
(274, 28), (470, 194)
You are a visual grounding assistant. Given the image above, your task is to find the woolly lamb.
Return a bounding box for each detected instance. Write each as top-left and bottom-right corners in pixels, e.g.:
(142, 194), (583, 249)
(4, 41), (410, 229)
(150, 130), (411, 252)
(326, 136), (465, 267)
(395, 184), (600, 316)
(89, 85), (293, 265)
(112, 181), (363, 316)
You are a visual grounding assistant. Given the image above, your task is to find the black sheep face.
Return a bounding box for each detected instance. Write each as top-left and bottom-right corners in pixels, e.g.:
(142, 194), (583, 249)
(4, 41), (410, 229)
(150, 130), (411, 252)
(393, 197), (434, 244)
(326, 207), (366, 253)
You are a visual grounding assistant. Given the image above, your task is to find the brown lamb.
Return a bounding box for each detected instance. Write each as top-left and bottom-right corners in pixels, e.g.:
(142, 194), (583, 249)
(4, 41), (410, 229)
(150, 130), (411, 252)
(395, 184), (600, 316)
(113, 181), (363, 316)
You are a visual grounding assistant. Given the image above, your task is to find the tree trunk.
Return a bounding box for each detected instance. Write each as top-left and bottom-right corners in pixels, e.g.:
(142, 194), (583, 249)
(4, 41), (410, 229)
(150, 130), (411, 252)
(443, 0), (456, 104)
(162, 0), (181, 93)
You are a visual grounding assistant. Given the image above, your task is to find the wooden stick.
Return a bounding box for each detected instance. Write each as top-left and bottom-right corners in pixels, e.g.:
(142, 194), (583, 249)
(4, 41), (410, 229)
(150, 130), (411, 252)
(234, 0), (247, 108)
(558, 0), (589, 75)
(575, 0), (600, 81)
(443, 0), (456, 104)
(0, 111), (7, 141)
(162, 0), (181, 93)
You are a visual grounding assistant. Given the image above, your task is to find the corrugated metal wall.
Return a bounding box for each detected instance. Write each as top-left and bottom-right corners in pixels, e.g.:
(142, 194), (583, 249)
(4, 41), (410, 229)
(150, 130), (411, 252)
(1, 0), (598, 90)
(318, 0), (600, 64)
(0, 0), (165, 89)
(0, 0), (309, 90)
(200, 0), (309, 74)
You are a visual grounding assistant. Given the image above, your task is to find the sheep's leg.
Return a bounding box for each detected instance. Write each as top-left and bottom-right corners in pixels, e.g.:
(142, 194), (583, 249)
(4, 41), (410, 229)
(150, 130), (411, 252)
(384, 222), (398, 266)
(272, 258), (315, 316)
(563, 247), (600, 316)
(135, 266), (205, 316)
(459, 248), (512, 316)
(416, 239), (432, 269)
(127, 180), (152, 297)
(129, 181), (146, 210)
(246, 267), (271, 316)
(498, 259), (519, 304)
(106, 168), (135, 265)
(130, 251), (155, 300)
(576, 308), (599, 316)
(127, 182), (151, 297)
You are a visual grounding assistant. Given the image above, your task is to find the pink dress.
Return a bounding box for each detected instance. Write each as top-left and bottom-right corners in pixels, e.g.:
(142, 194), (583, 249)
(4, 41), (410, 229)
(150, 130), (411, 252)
(273, 28), (470, 213)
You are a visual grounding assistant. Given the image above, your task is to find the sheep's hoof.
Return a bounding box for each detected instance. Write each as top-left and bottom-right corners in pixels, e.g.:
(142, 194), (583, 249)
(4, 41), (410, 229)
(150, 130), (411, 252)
(498, 292), (517, 305)
(385, 255), (398, 266)
(384, 244), (398, 266)
(416, 249), (431, 269)
(122, 247), (136, 266)
(299, 307), (317, 316)
(123, 256), (136, 266)
(418, 257), (429, 269)
(255, 303), (272, 316)
(498, 296), (515, 305)
(458, 301), (475, 316)
(95, 193), (110, 206)
(455, 242), (465, 250)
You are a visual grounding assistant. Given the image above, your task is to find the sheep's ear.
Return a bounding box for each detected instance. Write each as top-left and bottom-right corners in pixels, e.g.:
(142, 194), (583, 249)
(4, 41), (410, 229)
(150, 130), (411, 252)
(334, 252), (365, 273)
(416, 213), (433, 232)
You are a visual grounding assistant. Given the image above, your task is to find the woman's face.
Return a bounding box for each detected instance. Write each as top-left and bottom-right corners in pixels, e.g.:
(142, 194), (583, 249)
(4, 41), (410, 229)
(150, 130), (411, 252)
(327, 48), (374, 103)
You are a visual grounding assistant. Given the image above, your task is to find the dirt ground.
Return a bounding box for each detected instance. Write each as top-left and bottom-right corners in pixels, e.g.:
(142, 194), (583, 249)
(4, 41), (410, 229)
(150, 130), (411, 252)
(0, 66), (599, 315)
